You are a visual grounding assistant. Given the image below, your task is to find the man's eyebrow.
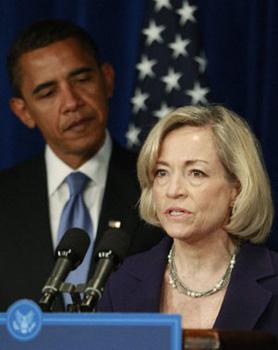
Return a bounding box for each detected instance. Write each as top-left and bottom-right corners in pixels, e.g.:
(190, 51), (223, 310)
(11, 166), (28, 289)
(68, 67), (94, 78)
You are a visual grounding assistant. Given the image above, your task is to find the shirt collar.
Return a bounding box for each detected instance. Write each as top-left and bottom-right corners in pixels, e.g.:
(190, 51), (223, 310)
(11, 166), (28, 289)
(45, 131), (112, 196)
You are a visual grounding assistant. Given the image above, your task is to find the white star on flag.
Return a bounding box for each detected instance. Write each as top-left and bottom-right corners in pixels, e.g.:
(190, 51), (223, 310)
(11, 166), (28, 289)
(136, 55), (157, 80)
(194, 52), (207, 73)
(153, 102), (174, 119)
(142, 19), (165, 46)
(186, 81), (210, 104)
(128, 0), (211, 150)
(126, 124), (141, 148)
(177, 1), (197, 26)
(169, 34), (190, 58)
(153, 0), (172, 12)
(131, 88), (149, 113)
(161, 67), (182, 92)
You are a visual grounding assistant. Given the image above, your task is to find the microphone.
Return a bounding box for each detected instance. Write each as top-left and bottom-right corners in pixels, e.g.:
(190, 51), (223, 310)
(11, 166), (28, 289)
(80, 227), (130, 311)
(39, 228), (90, 311)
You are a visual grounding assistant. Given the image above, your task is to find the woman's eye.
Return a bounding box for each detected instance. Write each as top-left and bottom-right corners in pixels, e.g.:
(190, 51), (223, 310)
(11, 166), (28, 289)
(190, 169), (206, 177)
(155, 169), (167, 177)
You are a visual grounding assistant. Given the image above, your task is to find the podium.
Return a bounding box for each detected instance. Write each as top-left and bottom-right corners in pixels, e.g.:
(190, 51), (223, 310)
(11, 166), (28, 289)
(182, 329), (278, 349)
(0, 299), (181, 349)
(0, 300), (277, 349)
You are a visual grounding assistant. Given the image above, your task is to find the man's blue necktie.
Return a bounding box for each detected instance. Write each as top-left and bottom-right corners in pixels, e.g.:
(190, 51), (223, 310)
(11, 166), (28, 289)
(57, 172), (93, 298)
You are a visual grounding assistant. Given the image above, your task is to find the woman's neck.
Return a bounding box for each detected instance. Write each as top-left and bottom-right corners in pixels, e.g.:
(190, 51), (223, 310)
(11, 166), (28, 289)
(172, 231), (237, 289)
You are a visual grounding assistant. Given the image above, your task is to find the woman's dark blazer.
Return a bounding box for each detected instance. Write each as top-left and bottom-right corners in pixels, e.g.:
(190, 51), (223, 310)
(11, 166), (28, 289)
(98, 236), (278, 336)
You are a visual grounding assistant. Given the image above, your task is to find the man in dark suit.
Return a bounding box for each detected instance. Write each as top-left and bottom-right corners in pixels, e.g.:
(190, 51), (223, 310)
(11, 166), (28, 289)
(0, 19), (163, 311)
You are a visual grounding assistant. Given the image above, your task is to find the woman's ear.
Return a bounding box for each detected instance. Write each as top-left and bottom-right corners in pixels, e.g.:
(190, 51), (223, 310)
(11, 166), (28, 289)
(230, 181), (241, 207)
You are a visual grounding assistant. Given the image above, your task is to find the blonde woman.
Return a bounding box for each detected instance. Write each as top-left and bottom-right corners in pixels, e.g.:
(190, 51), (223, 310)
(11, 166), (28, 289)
(98, 105), (278, 335)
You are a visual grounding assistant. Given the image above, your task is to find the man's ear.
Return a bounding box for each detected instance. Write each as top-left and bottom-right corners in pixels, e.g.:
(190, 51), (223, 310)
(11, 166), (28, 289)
(101, 63), (115, 98)
(9, 97), (36, 129)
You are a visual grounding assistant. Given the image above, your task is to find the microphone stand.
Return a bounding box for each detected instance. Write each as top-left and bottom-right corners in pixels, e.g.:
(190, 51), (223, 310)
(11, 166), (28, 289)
(64, 283), (87, 312)
(39, 283), (87, 312)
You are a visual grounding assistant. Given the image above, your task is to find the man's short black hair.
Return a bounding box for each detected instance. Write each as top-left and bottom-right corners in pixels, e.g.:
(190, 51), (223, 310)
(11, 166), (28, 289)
(7, 19), (100, 96)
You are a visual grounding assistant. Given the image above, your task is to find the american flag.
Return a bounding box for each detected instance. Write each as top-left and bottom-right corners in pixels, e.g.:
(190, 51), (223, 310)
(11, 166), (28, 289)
(126, 0), (211, 150)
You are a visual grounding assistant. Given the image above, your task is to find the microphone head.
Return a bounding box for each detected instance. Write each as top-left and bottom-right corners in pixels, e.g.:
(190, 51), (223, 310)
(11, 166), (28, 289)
(95, 228), (130, 263)
(55, 228), (90, 269)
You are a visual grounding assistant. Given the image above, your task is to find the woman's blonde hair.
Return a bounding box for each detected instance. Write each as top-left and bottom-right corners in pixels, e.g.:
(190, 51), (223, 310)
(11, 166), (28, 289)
(137, 105), (274, 243)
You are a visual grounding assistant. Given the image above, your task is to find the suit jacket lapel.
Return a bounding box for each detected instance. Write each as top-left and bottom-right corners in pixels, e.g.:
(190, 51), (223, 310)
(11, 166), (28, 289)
(122, 237), (172, 312)
(214, 243), (274, 329)
(31, 154), (65, 310)
(94, 143), (139, 247)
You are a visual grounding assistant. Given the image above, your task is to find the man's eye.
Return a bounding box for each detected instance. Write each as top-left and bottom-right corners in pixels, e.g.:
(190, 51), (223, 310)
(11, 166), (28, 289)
(75, 74), (92, 82)
(38, 90), (54, 99)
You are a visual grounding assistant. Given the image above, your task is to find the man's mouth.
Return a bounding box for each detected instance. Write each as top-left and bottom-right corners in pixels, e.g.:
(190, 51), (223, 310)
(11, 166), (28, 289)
(64, 116), (94, 131)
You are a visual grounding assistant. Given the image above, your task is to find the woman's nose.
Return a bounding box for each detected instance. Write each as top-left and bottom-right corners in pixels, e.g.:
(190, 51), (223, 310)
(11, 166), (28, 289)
(166, 174), (187, 198)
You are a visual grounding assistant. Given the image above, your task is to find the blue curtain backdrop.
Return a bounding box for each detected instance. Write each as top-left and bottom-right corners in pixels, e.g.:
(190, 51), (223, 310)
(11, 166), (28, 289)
(1, 0), (278, 249)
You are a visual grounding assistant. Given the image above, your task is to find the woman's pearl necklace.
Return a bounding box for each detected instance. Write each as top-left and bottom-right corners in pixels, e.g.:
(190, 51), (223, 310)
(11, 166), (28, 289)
(168, 244), (238, 298)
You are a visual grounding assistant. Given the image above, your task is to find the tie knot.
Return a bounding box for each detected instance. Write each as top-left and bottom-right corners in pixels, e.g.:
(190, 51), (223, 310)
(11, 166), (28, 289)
(66, 172), (90, 197)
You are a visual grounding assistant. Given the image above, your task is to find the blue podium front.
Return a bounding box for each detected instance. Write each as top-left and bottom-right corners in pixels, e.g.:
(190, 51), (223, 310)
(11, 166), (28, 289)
(0, 299), (182, 349)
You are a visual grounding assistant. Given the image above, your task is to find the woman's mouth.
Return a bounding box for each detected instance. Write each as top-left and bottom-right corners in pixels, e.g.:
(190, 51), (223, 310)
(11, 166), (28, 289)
(165, 208), (192, 217)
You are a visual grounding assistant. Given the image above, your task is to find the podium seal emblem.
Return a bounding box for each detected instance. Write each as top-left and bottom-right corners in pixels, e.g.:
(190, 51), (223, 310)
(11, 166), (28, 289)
(7, 299), (42, 341)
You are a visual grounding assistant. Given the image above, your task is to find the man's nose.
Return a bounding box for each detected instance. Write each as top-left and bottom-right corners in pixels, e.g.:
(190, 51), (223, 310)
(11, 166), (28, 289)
(61, 84), (83, 112)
